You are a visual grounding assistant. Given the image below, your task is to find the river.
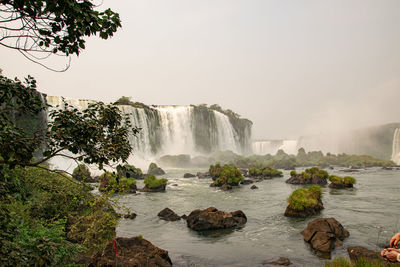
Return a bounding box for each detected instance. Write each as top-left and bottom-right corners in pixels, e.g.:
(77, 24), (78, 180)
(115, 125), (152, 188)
(117, 167), (400, 266)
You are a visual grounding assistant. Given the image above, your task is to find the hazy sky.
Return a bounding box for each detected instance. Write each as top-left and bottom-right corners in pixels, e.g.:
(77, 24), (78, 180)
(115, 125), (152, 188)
(2, 0), (400, 139)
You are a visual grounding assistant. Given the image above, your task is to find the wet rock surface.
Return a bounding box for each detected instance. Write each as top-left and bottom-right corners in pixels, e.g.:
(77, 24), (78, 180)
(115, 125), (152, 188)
(301, 218), (349, 254)
(186, 207), (247, 231)
(91, 237), (172, 267)
(158, 208), (181, 221)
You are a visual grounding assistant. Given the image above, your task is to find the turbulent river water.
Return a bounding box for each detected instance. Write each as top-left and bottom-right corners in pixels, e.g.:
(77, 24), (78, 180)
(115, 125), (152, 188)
(116, 167), (400, 266)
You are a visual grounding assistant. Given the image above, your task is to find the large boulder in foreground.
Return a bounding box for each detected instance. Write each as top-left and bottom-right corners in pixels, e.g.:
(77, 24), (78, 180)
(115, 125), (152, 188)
(301, 218), (349, 254)
(91, 237), (172, 267)
(186, 207), (247, 231)
(158, 208), (181, 221)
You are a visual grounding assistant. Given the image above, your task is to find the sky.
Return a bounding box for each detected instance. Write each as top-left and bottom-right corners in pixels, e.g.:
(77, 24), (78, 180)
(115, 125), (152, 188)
(1, 0), (400, 139)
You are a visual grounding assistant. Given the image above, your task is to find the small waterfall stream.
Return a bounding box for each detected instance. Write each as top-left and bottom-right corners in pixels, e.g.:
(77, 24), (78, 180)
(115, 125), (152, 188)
(391, 128), (400, 165)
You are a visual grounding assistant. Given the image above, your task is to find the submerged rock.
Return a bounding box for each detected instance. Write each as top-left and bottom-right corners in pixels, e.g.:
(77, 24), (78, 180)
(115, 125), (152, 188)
(186, 207), (247, 231)
(147, 162), (166, 175)
(197, 172), (211, 179)
(158, 208), (181, 221)
(250, 185), (258, 190)
(262, 257), (292, 266)
(301, 218), (349, 254)
(183, 173), (196, 178)
(91, 236), (172, 267)
(347, 246), (381, 262)
(124, 212), (137, 220)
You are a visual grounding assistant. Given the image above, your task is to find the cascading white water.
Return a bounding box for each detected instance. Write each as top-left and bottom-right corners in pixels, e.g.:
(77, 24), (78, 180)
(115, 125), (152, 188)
(44, 96), (251, 169)
(391, 128), (400, 165)
(213, 110), (239, 153)
(156, 106), (195, 155)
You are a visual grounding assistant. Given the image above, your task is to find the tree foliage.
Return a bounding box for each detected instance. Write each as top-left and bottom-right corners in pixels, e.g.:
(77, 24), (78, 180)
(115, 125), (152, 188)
(0, 0), (121, 69)
(0, 72), (138, 170)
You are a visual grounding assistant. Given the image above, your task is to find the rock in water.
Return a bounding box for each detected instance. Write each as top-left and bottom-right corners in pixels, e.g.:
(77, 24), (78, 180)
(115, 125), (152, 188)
(250, 185), (258, 190)
(147, 162), (166, 175)
(124, 212), (137, 220)
(220, 184), (232, 191)
(183, 173), (196, 178)
(158, 208), (181, 221)
(91, 237), (172, 266)
(197, 172), (211, 179)
(263, 257), (292, 266)
(284, 200), (324, 218)
(186, 207), (247, 231)
(347, 246), (382, 262)
(301, 218), (349, 254)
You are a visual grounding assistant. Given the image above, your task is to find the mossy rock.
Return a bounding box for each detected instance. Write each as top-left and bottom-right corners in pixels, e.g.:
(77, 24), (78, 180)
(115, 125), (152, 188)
(117, 164), (144, 179)
(328, 175), (356, 189)
(209, 164), (244, 187)
(147, 163), (165, 175)
(284, 185), (324, 218)
(141, 175), (167, 192)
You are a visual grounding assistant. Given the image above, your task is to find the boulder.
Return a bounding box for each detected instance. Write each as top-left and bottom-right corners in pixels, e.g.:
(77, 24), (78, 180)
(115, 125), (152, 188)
(91, 237), (172, 267)
(183, 173), (196, 178)
(186, 207), (247, 231)
(284, 200), (324, 218)
(147, 163), (166, 175)
(197, 172), (211, 179)
(124, 212), (137, 220)
(300, 218), (349, 254)
(262, 257), (292, 266)
(158, 208), (181, 221)
(347, 246), (381, 262)
(250, 185), (258, 190)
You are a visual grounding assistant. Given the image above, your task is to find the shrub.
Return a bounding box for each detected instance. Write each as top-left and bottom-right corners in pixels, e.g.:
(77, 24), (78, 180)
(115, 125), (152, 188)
(304, 167), (329, 179)
(287, 185), (322, 211)
(144, 175), (167, 189)
(213, 164), (243, 186)
(117, 164), (143, 179)
(99, 172), (136, 193)
(290, 170), (297, 177)
(72, 164), (91, 182)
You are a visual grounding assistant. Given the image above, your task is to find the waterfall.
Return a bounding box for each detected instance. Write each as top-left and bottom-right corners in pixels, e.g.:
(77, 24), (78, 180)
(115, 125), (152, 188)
(252, 140), (298, 155)
(391, 128), (400, 165)
(44, 96), (252, 168)
(156, 106), (195, 155)
(213, 110), (239, 153)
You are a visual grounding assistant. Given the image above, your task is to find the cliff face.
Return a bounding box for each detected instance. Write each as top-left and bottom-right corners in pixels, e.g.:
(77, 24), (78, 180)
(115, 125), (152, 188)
(46, 96), (253, 157)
